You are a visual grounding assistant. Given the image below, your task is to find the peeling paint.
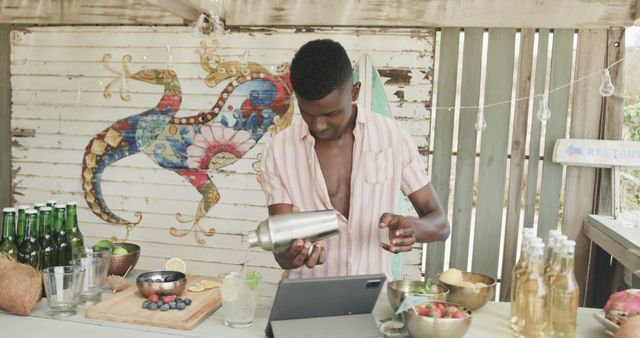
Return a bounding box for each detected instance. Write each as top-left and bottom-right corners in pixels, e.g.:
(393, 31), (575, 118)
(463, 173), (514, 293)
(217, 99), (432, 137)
(379, 68), (412, 86)
(394, 90), (405, 101)
(11, 128), (35, 138)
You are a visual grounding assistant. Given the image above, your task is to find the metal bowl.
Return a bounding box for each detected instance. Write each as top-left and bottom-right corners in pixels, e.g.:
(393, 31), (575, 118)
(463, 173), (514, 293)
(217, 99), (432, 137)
(108, 243), (140, 276)
(437, 271), (496, 310)
(136, 270), (187, 297)
(403, 301), (472, 338)
(387, 280), (449, 312)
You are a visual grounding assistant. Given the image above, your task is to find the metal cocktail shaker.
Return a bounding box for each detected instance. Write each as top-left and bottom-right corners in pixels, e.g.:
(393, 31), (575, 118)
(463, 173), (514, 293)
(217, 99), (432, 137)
(247, 210), (339, 253)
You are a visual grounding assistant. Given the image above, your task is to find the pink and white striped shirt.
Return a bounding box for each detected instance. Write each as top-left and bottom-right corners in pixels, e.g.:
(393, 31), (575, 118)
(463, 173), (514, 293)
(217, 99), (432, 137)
(261, 106), (429, 281)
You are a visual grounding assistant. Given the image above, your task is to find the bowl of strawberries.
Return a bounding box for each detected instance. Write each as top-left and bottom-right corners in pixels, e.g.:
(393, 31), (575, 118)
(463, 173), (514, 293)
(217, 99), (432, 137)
(403, 301), (472, 338)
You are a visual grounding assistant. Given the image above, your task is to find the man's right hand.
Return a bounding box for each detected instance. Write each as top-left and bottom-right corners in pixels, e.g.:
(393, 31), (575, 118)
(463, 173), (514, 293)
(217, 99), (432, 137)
(275, 239), (326, 269)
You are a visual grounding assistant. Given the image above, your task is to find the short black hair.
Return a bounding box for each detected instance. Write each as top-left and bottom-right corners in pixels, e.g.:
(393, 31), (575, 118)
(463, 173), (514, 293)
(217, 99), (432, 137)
(290, 39), (353, 101)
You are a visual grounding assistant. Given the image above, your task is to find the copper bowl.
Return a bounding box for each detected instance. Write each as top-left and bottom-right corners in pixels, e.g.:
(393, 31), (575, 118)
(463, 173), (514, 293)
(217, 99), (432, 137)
(437, 271), (496, 310)
(136, 270), (187, 297)
(108, 243), (140, 276)
(402, 301), (472, 338)
(387, 280), (449, 312)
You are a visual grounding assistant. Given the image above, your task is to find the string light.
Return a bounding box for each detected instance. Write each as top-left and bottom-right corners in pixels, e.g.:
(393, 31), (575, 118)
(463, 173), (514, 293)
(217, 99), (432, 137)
(29, 91), (37, 107)
(192, 14), (206, 39)
(536, 94), (552, 122)
(166, 45), (173, 69)
(241, 50), (249, 66)
(599, 69), (615, 97)
(119, 72), (129, 98)
(74, 85), (82, 106)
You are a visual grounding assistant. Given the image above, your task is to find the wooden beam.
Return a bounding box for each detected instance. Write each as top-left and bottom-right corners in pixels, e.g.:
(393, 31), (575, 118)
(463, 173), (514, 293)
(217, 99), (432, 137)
(226, 0), (635, 28)
(145, 0), (202, 22)
(0, 25), (11, 209)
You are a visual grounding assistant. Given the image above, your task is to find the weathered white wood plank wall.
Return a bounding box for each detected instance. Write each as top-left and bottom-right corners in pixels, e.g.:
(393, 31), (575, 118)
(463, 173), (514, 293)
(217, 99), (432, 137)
(10, 26), (434, 297)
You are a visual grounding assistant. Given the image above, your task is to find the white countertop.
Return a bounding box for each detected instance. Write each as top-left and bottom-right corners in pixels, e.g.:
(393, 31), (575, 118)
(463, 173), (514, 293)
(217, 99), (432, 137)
(0, 273), (610, 338)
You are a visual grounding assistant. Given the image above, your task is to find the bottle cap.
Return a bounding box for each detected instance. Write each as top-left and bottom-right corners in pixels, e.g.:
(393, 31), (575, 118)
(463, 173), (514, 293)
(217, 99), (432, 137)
(17, 205), (30, 210)
(25, 209), (38, 214)
(40, 206), (52, 212)
(2, 207), (16, 213)
(67, 201), (77, 206)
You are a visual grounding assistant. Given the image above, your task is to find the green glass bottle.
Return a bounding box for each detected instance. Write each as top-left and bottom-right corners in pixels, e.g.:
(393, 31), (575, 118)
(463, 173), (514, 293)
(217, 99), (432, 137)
(53, 205), (72, 266)
(34, 202), (45, 246)
(0, 208), (18, 259)
(18, 210), (41, 270)
(39, 207), (56, 269)
(65, 202), (84, 252)
(15, 205), (28, 247)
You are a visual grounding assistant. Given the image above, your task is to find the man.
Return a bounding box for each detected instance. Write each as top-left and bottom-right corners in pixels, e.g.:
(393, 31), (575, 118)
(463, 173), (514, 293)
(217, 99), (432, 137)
(261, 39), (449, 281)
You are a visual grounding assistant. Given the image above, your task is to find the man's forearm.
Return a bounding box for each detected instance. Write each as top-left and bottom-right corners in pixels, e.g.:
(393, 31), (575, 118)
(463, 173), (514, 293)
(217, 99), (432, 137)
(409, 210), (450, 243)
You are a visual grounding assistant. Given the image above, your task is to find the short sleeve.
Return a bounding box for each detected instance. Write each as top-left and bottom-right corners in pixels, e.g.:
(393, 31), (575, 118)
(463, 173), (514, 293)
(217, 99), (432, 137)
(261, 139), (293, 206)
(399, 130), (429, 196)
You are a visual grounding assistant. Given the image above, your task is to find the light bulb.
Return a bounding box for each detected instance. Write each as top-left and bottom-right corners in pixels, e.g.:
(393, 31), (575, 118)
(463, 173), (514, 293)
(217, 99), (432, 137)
(536, 96), (551, 122)
(29, 91), (37, 107)
(210, 12), (225, 36)
(475, 110), (486, 132)
(75, 86), (82, 106)
(119, 72), (129, 97)
(192, 14), (205, 39)
(166, 45), (173, 69)
(241, 50), (249, 65)
(599, 69), (615, 97)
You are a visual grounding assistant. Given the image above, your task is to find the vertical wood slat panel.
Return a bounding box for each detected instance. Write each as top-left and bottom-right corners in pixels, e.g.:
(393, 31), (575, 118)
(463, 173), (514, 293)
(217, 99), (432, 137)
(471, 28), (516, 278)
(449, 28), (483, 271)
(0, 25), (11, 208)
(426, 27), (460, 278)
(499, 28), (535, 301)
(588, 27), (625, 307)
(597, 28), (626, 214)
(537, 29), (575, 241)
(562, 28), (607, 305)
(524, 29), (550, 229)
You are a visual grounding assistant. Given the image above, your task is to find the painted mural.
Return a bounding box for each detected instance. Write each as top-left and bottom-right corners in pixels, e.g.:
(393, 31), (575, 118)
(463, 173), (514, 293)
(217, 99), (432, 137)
(81, 40), (294, 244)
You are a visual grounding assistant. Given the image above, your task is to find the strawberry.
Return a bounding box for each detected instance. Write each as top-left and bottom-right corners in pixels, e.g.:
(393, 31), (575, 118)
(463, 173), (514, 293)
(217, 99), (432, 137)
(418, 307), (430, 317)
(148, 294), (159, 303)
(162, 295), (175, 304)
(446, 306), (457, 316)
(451, 311), (468, 319)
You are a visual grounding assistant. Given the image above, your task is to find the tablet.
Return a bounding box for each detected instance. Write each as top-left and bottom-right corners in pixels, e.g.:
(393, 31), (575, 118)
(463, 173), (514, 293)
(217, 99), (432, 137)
(266, 274), (386, 338)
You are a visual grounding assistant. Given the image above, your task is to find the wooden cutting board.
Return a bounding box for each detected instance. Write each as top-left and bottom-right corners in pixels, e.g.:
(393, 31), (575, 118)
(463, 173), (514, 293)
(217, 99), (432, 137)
(86, 274), (222, 330)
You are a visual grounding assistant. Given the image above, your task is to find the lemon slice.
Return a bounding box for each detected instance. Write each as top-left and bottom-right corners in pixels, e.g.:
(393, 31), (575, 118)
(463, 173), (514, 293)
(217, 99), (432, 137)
(221, 278), (239, 302)
(188, 285), (205, 292)
(165, 257), (186, 273)
(199, 280), (220, 289)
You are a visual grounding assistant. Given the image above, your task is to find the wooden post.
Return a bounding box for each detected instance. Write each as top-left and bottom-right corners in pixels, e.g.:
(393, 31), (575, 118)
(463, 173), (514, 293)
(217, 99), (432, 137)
(0, 25), (11, 209)
(562, 29), (607, 306)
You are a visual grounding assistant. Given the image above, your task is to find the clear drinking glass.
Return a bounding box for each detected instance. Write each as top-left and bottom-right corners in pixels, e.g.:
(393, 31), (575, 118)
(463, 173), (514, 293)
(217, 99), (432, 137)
(42, 266), (86, 317)
(220, 271), (261, 328)
(71, 247), (111, 305)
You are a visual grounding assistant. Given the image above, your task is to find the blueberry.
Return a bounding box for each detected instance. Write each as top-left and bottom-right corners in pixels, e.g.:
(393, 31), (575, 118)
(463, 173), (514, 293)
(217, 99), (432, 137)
(161, 304), (170, 311)
(148, 303), (158, 310)
(177, 302), (186, 310)
(175, 298), (183, 303)
(157, 301), (164, 306)
(184, 298), (192, 306)
(169, 303), (176, 310)
(142, 303), (147, 309)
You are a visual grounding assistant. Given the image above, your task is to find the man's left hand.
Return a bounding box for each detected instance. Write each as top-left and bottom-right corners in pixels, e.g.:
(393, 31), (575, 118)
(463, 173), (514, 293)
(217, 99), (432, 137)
(379, 213), (416, 253)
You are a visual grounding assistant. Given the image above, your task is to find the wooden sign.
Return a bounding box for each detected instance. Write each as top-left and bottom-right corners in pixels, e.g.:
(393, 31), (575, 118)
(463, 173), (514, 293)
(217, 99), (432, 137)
(553, 139), (640, 168)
